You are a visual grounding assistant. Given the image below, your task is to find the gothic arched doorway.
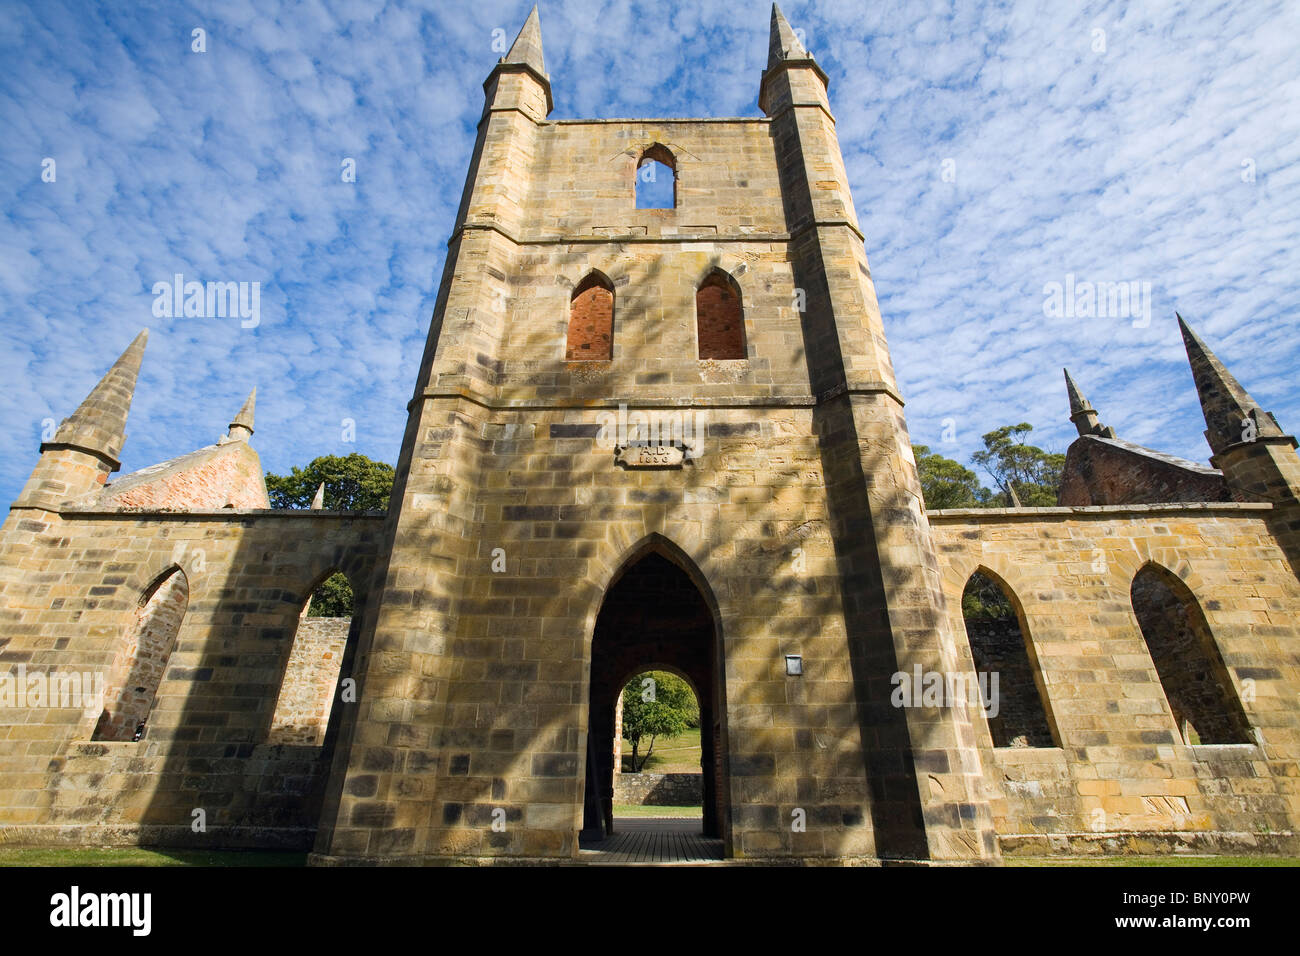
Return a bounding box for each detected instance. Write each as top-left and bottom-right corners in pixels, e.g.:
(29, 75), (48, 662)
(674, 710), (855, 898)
(581, 546), (728, 851)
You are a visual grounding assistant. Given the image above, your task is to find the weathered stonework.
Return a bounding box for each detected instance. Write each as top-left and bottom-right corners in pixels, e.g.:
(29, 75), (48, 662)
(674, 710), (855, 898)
(2, 5), (1299, 865)
(614, 773), (704, 807)
(268, 616), (352, 747)
(1058, 435), (1231, 507)
(931, 502), (1300, 854)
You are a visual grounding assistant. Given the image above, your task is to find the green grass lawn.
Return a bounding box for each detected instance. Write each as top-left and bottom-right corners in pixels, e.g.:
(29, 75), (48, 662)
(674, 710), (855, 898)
(612, 804), (704, 818)
(621, 727), (702, 773)
(0, 846), (307, 867)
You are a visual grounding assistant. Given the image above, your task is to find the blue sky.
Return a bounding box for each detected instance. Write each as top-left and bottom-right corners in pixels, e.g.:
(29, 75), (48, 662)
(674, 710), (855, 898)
(2, 0), (1298, 505)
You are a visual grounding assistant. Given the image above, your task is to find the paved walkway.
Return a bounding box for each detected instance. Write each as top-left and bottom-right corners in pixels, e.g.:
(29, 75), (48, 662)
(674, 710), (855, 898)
(578, 817), (724, 865)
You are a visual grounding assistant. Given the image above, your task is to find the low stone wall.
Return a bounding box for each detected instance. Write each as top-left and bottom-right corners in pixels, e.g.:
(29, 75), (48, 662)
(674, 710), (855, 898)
(614, 772), (702, 806)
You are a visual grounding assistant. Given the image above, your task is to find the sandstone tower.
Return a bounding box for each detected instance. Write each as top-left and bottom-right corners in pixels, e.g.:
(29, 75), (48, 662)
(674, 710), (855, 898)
(309, 4), (998, 864)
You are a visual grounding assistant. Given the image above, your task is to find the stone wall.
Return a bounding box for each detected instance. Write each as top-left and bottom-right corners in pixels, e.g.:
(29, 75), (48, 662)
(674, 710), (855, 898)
(614, 773), (703, 806)
(267, 617), (352, 747)
(931, 501), (1300, 854)
(0, 507), (382, 848)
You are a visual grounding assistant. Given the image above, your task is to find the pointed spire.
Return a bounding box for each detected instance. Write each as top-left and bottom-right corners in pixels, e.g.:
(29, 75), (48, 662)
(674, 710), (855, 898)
(484, 4), (551, 117)
(224, 388), (256, 442)
(1063, 368), (1113, 438)
(45, 329), (148, 469)
(1063, 368), (1090, 417)
(504, 5), (545, 76)
(310, 483), (326, 510)
(759, 3), (827, 116)
(1177, 313), (1285, 455)
(768, 3), (809, 68)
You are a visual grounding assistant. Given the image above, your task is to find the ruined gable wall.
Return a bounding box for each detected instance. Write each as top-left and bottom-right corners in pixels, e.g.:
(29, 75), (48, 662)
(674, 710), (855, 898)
(1058, 436), (1230, 507)
(98, 442), (271, 510)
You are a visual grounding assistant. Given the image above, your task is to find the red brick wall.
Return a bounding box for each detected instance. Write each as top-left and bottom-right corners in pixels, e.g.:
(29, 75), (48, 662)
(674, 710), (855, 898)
(696, 276), (744, 359)
(566, 284), (613, 360)
(102, 443), (271, 509)
(1059, 436), (1229, 506)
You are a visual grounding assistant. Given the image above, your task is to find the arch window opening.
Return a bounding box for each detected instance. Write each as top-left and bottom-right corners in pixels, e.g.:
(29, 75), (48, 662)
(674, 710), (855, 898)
(566, 272), (614, 361)
(635, 145), (676, 209)
(267, 571), (357, 747)
(695, 271), (745, 359)
(1130, 564), (1252, 745)
(960, 571), (1057, 748)
(93, 567), (189, 742)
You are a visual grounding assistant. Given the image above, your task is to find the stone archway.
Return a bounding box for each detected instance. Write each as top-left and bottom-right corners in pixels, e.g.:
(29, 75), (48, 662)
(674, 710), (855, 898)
(93, 566), (189, 742)
(581, 548), (727, 848)
(1130, 562), (1252, 745)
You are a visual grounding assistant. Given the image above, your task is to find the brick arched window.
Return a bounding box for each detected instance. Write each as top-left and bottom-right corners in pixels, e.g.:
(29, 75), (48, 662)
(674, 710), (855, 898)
(635, 144), (676, 209)
(696, 271), (745, 360)
(566, 272), (614, 361)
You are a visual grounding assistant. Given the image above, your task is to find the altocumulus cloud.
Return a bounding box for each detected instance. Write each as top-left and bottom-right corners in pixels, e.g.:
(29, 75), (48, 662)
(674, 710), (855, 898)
(0, 0), (1297, 503)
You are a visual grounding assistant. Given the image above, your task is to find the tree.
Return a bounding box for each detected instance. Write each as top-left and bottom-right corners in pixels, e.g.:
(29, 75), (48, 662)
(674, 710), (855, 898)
(913, 445), (993, 510)
(970, 423), (1065, 507)
(267, 454), (394, 617)
(265, 453), (395, 512)
(961, 571), (1016, 620)
(308, 572), (354, 617)
(620, 670), (698, 772)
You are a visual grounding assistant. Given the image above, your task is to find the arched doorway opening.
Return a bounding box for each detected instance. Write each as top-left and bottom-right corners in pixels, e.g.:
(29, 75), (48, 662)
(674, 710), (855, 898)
(616, 669), (700, 776)
(581, 547), (728, 850)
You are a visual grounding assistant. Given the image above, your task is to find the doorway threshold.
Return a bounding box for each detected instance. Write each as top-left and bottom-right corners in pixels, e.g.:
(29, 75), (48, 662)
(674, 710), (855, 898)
(577, 817), (724, 865)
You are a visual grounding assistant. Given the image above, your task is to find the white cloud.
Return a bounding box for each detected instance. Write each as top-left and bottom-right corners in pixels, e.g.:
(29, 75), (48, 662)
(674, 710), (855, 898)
(0, 0), (1296, 506)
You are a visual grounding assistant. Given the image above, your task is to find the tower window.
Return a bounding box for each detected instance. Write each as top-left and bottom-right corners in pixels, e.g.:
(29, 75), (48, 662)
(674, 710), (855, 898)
(635, 144), (676, 209)
(567, 272), (614, 361)
(696, 271), (745, 360)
